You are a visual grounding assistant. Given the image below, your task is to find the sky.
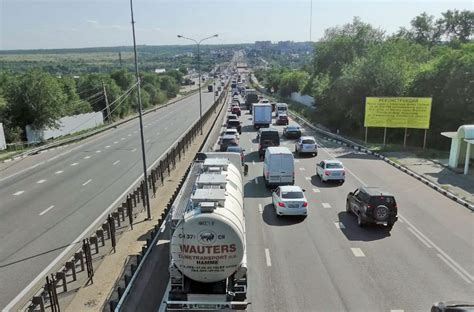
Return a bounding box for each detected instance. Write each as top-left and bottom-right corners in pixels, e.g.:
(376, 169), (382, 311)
(0, 0), (472, 50)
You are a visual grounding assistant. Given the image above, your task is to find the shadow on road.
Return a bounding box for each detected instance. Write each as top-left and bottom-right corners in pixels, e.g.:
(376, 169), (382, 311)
(310, 175), (343, 188)
(244, 178), (271, 198)
(241, 125), (255, 133)
(336, 152), (376, 160)
(337, 211), (391, 241)
(245, 151), (262, 163)
(262, 203), (306, 226)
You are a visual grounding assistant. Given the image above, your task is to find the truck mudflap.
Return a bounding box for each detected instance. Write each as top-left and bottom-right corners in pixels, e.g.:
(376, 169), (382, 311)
(165, 300), (248, 311)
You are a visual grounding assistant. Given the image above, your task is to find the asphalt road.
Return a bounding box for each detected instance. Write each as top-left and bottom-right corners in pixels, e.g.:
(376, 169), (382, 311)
(0, 88), (218, 309)
(239, 108), (474, 311)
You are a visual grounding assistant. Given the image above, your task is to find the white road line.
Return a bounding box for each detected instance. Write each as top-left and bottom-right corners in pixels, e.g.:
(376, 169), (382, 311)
(407, 227), (432, 248)
(39, 205), (55, 216)
(113, 160), (120, 165)
(252, 160), (256, 165)
(131, 148), (137, 152)
(105, 145), (111, 148)
(36, 179), (47, 184)
(128, 134), (132, 137)
(250, 147), (253, 152)
(249, 138), (252, 143)
(84, 156), (91, 159)
(351, 248), (366, 257)
(400, 214), (473, 281)
(265, 248), (272, 267)
(13, 191), (24, 196)
(70, 162), (78, 166)
(437, 253), (472, 284)
(258, 204), (263, 214)
(322, 203), (331, 209)
(146, 139), (150, 143)
(114, 141), (118, 144)
(312, 188), (320, 193)
(55, 170), (64, 174)
(121, 137), (125, 140)
(294, 159), (300, 163)
(82, 179), (92, 186)
(391, 310), (404, 312)
(299, 167), (306, 171)
(254, 177), (259, 185)
(96, 150), (101, 153)
(334, 221), (346, 229)
(156, 132), (160, 135)
(161, 224), (166, 233)
(305, 176), (311, 180)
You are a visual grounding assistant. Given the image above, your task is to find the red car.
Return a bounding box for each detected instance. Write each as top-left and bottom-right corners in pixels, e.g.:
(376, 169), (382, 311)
(231, 105), (241, 116)
(276, 114), (289, 125)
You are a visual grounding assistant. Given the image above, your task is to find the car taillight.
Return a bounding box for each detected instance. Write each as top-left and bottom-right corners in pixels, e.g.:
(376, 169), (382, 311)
(324, 170), (330, 176)
(302, 202), (308, 207)
(265, 171), (269, 178)
(367, 204), (373, 209)
(278, 202), (285, 207)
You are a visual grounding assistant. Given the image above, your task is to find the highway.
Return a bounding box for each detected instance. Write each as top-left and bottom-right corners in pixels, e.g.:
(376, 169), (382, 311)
(130, 94), (473, 312)
(240, 106), (474, 311)
(0, 88), (217, 309)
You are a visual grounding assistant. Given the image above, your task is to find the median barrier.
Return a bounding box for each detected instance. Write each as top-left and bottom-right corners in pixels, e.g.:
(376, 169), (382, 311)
(21, 81), (231, 312)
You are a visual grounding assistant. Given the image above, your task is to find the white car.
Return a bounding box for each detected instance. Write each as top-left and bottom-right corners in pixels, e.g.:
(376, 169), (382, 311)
(295, 136), (318, 156)
(272, 185), (308, 216)
(222, 128), (240, 139)
(316, 160), (345, 183)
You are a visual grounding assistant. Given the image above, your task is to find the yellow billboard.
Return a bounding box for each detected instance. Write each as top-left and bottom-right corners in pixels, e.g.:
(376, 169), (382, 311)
(364, 97), (432, 129)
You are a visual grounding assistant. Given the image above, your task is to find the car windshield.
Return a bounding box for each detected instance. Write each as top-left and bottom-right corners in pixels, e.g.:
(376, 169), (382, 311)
(302, 139), (315, 144)
(326, 163), (343, 169)
(287, 126), (299, 131)
(226, 147), (241, 152)
(228, 121), (239, 126)
(281, 191), (304, 199)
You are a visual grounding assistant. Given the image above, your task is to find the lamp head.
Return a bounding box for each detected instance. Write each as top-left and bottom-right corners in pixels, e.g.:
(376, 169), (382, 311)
(177, 35), (182, 38)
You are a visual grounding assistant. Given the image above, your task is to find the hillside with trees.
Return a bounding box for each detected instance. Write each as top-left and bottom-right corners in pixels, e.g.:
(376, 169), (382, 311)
(255, 10), (473, 149)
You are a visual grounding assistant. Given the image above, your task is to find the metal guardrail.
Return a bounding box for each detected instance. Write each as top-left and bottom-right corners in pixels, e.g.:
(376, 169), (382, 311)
(17, 82), (230, 312)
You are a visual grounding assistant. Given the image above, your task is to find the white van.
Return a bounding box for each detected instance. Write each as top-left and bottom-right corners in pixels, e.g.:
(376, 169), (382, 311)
(276, 103), (288, 117)
(263, 147), (295, 187)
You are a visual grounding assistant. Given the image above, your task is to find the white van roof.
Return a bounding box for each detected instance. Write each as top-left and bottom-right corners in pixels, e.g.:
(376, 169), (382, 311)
(267, 146), (292, 155)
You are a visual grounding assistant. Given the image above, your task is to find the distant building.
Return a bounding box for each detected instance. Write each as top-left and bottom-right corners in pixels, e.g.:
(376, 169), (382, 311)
(154, 68), (166, 74)
(255, 41), (272, 50)
(0, 123), (6, 150)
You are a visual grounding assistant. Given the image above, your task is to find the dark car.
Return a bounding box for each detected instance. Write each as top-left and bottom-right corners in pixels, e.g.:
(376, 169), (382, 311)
(276, 114), (289, 125)
(231, 105), (241, 116)
(226, 146), (245, 165)
(431, 301), (474, 312)
(258, 128), (280, 157)
(227, 119), (242, 134)
(346, 187), (398, 230)
(283, 125), (301, 139)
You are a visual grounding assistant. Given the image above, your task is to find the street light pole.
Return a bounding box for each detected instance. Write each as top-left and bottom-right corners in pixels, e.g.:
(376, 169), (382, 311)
(177, 34), (218, 135)
(130, 0), (151, 219)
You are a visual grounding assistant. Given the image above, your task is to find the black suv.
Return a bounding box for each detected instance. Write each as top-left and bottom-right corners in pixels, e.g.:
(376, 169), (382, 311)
(346, 187), (398, 230)
(258, 128), (280, 158)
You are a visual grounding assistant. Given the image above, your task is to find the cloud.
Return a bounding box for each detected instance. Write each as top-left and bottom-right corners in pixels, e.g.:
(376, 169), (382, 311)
(85, 19), (99, 25)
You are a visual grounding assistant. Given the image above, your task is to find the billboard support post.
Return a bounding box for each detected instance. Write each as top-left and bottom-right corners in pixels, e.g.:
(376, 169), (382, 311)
(423, 129), (428, 149)
(383, 127), (387, 146)
(403, 128), (408, 148)
(365, 127), (368, 144)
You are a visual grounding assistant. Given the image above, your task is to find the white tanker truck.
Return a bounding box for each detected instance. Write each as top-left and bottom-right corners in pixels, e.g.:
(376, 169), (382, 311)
(166, 152), (248, 310)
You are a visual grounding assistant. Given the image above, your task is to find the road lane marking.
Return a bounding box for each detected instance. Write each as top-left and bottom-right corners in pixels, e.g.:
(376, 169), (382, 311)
(252, 161), (255, 165)
(13, 191), (24, 196)
(131, 148), (137, 152)
(105, 145), (111, 148)
(70, 162), (78, 166)
(156, 132), (160, 135)
(322, 203), (331, 209)
(294, 159), (300, 163)
(391, 310), (404, 312)
(161, 224), (166, 233)
(351, 248), (365, 257)
(114, 141), (118, 144)
(305, 176), (311, 180)
(299, 167), (306, 171)
(334, 222), (346, 229)
(254, 177), (259, 185)
(407, 227), (432, 248)
(258, 204), (263, 213)
(39, 205), (55, 216)
(121, 137), (125, 140)
(146, 139), (150, 143)
(82, 179), (92, 186)
(312, 188), (320, 193)
(250, 147), (253, 152)
(437, 253), (472, 284)
(249, 138), (252, 143)
(55, 170), (64, 174)
(128, 134), (132, 137)
(96, 150), (101, 153)
(113, 160), (120, 165)
(84, 156), (91, 159)
(265, 248), (272, 267)
(36, 179), (46, 184)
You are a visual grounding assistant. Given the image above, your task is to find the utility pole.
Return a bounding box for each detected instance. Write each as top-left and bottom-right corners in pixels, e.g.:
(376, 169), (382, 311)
(130, 0), (151, 219)
(102, 80), (111, 123)
(309, 0), (313, 42)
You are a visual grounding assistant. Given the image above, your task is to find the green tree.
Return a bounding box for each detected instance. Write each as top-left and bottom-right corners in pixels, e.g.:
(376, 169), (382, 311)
(60, 76), (92, 115)
(3, 69), (66, 130)
(440, 10), (474, 42)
